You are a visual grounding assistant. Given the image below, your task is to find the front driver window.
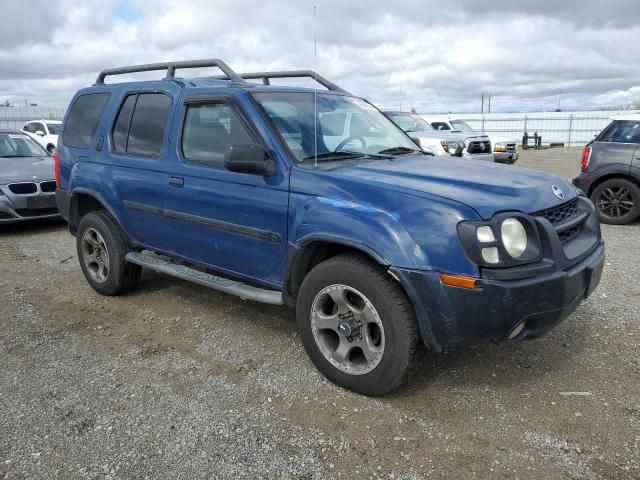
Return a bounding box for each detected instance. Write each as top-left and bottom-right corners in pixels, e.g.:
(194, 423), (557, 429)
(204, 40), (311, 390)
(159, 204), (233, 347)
(181, 102), (254, 169)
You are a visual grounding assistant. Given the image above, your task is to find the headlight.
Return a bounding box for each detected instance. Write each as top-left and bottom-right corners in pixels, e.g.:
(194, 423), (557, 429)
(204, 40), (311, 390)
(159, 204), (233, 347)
(457, 214), (541, 268)
(501, 218), (528, 258)
(441, 141), (464, 156)
(494, 142), (507, 153)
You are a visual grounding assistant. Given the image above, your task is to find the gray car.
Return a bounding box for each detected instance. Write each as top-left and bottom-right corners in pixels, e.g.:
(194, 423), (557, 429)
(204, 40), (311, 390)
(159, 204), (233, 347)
(573, 115), (640, 225)
(0, 129), (59, 223)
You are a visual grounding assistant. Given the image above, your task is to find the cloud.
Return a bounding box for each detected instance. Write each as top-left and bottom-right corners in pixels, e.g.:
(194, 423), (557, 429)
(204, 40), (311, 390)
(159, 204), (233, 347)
(0, 0), (639, 112)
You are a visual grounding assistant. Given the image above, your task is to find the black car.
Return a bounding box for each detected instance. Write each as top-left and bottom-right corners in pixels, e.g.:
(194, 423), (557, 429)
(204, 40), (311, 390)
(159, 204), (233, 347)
(573, 116), (640, 224)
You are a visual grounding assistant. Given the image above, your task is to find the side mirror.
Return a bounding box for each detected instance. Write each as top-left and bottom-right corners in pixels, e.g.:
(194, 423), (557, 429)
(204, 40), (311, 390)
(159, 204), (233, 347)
(224, 144), (275, 176)
(35, 130), (45, 136)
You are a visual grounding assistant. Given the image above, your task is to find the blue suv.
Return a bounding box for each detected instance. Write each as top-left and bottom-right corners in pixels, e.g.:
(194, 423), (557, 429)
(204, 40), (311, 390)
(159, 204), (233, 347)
(55, 60), (605, 395)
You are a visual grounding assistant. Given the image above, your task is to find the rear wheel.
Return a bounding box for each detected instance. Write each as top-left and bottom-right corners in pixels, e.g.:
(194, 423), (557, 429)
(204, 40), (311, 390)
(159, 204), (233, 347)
(76, 211), (141, 295)
(591, 178), (640, 225)
(296, 253), (420, 396)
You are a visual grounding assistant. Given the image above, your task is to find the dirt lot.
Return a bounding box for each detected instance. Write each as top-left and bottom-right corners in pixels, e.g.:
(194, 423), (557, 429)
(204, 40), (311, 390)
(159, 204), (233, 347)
(1, 148), (638, 479)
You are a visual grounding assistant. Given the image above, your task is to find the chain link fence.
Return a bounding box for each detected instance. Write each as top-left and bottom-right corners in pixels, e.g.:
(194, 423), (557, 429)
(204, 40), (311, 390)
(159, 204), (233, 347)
(422, 110), (639, 147)
(0, 106), (67, 130)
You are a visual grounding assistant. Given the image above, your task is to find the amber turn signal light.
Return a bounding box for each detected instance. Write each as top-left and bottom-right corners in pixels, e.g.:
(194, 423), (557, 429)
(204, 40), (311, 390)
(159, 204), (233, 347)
(439, 273), (478, 289)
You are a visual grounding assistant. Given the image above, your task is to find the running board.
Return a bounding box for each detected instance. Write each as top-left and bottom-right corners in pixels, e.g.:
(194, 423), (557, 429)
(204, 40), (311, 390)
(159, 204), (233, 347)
(125, 252), (284, 305)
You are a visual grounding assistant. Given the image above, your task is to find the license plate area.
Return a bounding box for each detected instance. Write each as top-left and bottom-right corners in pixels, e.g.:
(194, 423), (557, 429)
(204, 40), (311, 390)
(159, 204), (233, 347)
(26, 195), (56, 210)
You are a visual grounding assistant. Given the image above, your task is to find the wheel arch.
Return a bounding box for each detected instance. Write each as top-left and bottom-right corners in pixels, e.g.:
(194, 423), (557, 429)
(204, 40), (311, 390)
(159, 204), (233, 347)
(284, 236), (389, 304)
(587, 172), (640, 196)
(68, 188), (123, 237)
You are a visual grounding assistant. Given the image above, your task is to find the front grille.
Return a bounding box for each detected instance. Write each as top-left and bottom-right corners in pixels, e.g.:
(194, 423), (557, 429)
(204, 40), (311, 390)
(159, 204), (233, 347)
(8, 182), (37, 194)
(40, 181), (56, 193)
(537, 199), (578, 226)
(506, 143), (517, 153)
(467, 141), (492, 155)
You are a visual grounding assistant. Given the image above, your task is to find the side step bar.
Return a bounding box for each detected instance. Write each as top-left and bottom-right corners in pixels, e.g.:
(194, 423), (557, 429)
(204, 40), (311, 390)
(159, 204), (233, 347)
(125, 252), (284, 305)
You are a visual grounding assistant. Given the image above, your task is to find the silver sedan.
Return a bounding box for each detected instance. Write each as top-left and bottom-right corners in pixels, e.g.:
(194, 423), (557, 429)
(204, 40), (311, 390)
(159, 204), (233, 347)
(0, 130), (60, 223)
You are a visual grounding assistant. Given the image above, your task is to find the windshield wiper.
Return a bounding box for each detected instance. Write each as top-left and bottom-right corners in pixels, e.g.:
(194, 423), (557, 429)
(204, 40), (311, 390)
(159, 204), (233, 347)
(377, 147), (426, 156)
(301, 150), (391, 163)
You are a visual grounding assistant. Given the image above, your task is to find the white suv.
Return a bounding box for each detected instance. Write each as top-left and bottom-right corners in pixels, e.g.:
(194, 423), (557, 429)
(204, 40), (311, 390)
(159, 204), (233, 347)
(428, 118), (519, 165)
(22, 120), (62, 154)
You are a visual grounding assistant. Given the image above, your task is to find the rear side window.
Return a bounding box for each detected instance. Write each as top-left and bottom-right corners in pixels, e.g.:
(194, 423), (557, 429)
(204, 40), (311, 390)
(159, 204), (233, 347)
(597, 120), (640, 144)
(63, 93), (110, 148)
(181, 101), (254, 169)
(111, 93), (172, 157)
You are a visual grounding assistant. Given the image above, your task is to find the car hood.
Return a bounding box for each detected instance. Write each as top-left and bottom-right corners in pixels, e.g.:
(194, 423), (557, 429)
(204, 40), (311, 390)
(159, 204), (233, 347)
(0, 156), (55, 184)
(410, 130), (490, 143)
(335, 155), (577, 218)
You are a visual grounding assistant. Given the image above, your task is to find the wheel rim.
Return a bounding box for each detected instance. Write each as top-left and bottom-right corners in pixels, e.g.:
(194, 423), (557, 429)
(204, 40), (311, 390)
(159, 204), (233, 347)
(310, 284), (385, 376)
(596, 185), (636, 220)
(80, 227), (110, 283)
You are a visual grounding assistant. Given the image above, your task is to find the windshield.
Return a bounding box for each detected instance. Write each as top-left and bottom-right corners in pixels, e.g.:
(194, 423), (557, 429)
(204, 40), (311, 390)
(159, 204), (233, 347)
(450, 120), (475, 133)
(0, 133), (49, 157)
(386, 113), (434, 133)
(46, 123), (62, 135)
(252, 92), (421, 163)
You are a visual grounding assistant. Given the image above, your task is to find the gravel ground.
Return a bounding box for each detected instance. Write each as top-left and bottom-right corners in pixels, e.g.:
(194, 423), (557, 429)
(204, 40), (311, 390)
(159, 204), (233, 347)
(1, 148), (639, 479)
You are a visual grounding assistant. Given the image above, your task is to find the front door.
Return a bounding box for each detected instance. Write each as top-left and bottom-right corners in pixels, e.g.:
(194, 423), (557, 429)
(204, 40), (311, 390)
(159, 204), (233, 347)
(162, 95), (289, 289)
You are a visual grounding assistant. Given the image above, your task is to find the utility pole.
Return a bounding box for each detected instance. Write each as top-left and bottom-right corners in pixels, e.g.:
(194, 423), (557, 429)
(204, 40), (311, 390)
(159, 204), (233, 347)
(481, 92), (484, 114)
(488, 94), (492, 113)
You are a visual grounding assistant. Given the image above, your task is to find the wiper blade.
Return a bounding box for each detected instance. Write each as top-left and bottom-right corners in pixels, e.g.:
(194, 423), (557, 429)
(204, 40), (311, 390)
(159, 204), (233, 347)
(301, 150), (391, 163)
(377, 147), (425, 155)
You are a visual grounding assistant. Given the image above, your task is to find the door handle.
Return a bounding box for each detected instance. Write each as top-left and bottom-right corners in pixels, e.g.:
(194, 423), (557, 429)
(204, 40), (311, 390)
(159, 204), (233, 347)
(169, 176), (184, 187)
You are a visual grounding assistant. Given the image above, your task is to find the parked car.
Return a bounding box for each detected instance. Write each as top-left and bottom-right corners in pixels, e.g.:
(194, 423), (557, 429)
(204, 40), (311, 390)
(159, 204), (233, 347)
(428, 118), (519, 164)
(22, 120), (62, 154)
(0, 129), (59, 223)
(573, 114), (640, 224)
(55, 60), (604, 396)
(384, 111), (494, 161)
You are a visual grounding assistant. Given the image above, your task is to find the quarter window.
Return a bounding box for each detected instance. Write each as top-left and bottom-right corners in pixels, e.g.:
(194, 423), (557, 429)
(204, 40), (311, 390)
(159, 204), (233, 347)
(62, 93), (110, 148)
(181, 102), (254, 168)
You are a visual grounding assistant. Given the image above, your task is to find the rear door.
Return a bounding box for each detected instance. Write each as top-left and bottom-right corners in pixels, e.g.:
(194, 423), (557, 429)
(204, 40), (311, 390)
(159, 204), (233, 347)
(101, 87), (179, 250)
(161, 92), (289, 288)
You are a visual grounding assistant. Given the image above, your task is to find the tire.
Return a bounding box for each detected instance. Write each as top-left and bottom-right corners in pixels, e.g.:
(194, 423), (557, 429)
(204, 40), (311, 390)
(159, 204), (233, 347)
(296, 253), (420, 396)
(76, 211), (141, 295)
(590, 178), (640, 225)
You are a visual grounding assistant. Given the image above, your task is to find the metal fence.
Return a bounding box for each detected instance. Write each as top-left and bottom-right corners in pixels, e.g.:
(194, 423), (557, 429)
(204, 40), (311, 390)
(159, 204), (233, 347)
(0, 106), (67, 130)
(422, 110), (640, 147)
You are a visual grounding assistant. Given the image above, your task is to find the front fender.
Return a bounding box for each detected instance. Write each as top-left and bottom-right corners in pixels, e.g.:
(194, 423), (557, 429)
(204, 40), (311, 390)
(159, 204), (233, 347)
(289, 194), (430, 269)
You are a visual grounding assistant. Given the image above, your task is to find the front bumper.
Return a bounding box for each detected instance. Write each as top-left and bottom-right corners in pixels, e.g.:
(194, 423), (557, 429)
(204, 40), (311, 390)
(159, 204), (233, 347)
(393, 241), (605, 352)
(494, 151), (519, 164)
(0, 185), (60, 224)
(462, 152), (495, 162)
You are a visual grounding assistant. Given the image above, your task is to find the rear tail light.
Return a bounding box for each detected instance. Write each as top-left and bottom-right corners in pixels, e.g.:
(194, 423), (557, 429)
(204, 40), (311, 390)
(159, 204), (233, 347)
(53, 150), (61, 187)
(581, 146), (592, 171)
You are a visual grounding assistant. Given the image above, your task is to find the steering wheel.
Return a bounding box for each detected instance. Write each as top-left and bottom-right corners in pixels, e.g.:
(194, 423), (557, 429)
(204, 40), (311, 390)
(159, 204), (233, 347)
(335, 135), (366, 152)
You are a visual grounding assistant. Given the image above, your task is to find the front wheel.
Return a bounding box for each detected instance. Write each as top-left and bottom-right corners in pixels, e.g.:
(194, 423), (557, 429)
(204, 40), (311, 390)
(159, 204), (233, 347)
(590, 178), (640, 225)
(296, 254), (420, 396)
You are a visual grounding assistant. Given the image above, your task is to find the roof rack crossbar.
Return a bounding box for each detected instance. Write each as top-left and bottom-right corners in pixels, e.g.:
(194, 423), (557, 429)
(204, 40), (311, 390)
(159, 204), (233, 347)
(95, 59), (249, 85)
(212, 70), (350, 94)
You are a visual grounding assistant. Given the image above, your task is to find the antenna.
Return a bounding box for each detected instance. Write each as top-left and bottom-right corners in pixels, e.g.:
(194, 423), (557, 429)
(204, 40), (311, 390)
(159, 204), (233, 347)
(313, 5), (318, 170)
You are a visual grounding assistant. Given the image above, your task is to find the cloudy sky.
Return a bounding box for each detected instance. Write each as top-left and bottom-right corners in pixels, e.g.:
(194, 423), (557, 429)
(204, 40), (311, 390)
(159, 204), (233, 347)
(2, 0), (640, 113)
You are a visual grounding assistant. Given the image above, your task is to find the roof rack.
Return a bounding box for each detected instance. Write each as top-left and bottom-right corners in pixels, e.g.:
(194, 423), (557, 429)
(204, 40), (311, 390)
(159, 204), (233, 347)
(211, 70), (350, 94)
(95, 59), (249, 86)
